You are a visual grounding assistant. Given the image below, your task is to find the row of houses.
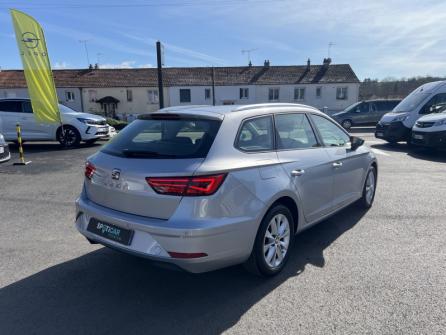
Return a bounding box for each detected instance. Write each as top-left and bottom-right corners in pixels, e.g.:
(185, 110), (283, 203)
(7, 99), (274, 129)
(0, 59), (360, 120)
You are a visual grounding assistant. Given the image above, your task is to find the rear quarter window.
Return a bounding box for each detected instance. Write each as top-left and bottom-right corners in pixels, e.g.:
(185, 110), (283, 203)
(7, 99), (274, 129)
(235, 115), (274, 152)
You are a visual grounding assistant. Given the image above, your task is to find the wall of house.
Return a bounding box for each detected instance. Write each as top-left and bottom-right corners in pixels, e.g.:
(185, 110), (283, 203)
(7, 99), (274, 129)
(81, 87), (169, 120)
(253, 83), (359, 112)
(167, 83), (359, 112)
(168, 85), (258, 106)
(0, 87), (83, 112)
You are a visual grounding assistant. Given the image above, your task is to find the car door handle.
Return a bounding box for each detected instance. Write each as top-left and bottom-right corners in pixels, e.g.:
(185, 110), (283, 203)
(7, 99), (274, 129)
(291, 169), (305, 177)
(332, 162), (343, 168)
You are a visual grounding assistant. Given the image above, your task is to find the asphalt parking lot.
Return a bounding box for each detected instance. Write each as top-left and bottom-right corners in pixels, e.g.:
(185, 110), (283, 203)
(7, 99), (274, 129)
(0, 130), (445, 335)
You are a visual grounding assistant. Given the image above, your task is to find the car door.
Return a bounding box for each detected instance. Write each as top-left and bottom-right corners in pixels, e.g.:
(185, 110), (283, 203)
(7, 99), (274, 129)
(310, 113), (367, 210)
(352, 102), (370, 125)
(373, 101), (393, 124)
(0, 100), (25, 140)
(21, 100), (54, 140)
(275, 113), (334, 224)
(368, 102), (380, 124)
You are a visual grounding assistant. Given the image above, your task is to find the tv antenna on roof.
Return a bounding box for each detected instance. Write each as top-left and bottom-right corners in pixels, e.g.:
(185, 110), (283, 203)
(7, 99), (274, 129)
(79, 39), (91, 67)
(328, 42), (335, 58)
(241, 48), (258, 64)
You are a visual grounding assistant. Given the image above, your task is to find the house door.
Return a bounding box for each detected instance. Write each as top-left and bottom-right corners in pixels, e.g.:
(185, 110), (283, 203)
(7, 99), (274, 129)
(102, 103), (117, 118)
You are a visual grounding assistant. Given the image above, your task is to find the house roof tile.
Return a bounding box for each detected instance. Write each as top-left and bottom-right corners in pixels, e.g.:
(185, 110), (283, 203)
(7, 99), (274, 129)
(0, 64), (359, 89)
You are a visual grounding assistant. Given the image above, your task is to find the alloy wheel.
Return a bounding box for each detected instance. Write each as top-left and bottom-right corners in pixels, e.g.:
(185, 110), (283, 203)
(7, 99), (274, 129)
(365, 170), (376, 205)
(263, 213), (290, 268)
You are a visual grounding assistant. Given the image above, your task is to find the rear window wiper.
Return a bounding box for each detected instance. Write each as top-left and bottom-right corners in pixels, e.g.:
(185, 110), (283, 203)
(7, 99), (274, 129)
(121, 149), (179, 158)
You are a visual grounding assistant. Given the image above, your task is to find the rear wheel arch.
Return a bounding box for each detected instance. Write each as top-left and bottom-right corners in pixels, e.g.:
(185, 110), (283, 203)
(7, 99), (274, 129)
(269, 196), (299, 234)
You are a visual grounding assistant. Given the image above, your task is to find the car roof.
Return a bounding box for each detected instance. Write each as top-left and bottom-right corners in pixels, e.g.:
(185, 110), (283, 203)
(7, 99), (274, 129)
(363, 99), (401, 102)
(0, 98), (30, 101)
(155, 103), (322, 120)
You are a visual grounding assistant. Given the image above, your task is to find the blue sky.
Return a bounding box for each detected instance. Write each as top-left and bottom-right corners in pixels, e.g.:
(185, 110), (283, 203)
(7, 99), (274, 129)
(1, 0), (446, 80)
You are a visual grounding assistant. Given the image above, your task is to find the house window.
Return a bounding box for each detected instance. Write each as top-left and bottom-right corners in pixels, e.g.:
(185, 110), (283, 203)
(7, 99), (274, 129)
(294, 88), (305, 100)
(148, 90), (159, 104)
(65, 91), (75, 102)
(268, 88), (279, 101)
(205, 88), (211, 100)
(336, 87), (348, 100)
(180, 89), (191, 103)
(126, 89), (133, 102)
(316, 87), (322, 98)
(240, 88), (249, 99)
(88, 90), (97, 102)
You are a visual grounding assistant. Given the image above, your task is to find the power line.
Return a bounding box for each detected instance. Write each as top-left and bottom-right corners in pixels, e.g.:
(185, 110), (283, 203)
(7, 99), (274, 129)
(1, 0), (289, 10)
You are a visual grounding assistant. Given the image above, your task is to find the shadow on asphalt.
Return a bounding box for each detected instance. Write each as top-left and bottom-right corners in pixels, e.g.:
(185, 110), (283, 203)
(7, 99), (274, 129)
(7, 141), (104, 154)
(0, 206), (367, 335)
(370, 143), (446, 163)
(349, 127), (375, 134)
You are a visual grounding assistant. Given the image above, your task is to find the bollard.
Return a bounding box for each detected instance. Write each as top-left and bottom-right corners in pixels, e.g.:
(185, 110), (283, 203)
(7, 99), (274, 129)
(13, 123), (31, 166)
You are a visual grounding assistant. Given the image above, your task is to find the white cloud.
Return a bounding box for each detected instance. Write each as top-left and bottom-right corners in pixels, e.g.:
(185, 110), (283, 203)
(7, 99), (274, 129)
(99, 60), (136, 69)
(118, 32), (226, 66)
(53, 61), (69, 69)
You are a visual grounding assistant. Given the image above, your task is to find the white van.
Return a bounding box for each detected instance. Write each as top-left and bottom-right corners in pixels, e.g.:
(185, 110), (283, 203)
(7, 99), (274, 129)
(0, 98), (108, 147)
(375, 81), (446, 144)
(411, 103), (446, 148)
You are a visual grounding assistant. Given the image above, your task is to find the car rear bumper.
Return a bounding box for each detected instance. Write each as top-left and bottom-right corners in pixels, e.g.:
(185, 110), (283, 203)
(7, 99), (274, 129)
(75, 193), (256, 273)
(375, 122), (411, 142)
(411, 130), (446, 148)
(0, 145), (11, 163)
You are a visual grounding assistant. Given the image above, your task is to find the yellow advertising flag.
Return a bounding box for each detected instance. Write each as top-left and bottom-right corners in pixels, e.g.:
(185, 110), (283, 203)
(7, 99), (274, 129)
(11, 9), (60, 124)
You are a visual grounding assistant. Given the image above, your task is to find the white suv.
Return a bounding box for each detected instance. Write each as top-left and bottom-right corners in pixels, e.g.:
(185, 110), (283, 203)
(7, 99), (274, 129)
(0, 98), (108, 147)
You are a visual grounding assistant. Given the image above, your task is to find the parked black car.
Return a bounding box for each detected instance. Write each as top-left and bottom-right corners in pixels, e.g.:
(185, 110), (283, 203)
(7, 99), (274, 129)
(332, 99), (401, 129)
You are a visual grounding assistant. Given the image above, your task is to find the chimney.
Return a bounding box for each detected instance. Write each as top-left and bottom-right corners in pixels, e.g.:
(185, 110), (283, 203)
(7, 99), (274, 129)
(248, 61), (252, 67)
(264, 59), (270, 68)
(323, 57), (332, 67)
(307, 58), (311, 70)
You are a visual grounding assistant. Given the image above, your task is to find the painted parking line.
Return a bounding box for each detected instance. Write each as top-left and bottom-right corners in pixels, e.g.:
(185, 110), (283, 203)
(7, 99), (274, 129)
(370, 147), (391, 156)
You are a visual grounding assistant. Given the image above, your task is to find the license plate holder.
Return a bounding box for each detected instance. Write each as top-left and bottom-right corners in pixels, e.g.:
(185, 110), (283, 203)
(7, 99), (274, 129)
(376, 132), (384, 137)
(87, 218), (134, 245)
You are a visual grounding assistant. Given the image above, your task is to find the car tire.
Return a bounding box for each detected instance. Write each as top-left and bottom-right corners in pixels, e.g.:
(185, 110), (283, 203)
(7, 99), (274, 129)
(244, 204), (295, 277)
(357, 166), (377, 209)
(341, 119), (353, 130)
(85, 139), (98, 146)
(57, 126), (81, 148)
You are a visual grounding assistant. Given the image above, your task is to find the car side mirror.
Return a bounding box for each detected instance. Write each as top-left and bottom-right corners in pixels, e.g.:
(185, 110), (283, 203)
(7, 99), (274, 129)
(350, 136), (364, 151)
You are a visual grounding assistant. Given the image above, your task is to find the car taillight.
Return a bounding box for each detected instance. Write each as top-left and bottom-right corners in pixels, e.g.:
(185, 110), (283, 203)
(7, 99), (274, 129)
(85, 162), (96, 179)
(146, 173), (226, 196)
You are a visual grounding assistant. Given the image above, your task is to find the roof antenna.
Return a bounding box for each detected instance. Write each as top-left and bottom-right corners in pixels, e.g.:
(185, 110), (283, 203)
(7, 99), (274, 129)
(241, 48), (258, 65)
(328, 42), (335, 58)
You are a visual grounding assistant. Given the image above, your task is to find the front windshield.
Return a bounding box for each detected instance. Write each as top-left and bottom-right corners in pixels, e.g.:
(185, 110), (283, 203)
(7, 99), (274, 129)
(58, 103), (80, 114)
(343, 101), (361, 112)
(394, 92), (430, 113)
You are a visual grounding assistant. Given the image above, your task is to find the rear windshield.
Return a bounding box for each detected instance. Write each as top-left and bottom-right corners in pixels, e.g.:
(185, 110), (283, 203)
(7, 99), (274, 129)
(101, 116), (221, 158)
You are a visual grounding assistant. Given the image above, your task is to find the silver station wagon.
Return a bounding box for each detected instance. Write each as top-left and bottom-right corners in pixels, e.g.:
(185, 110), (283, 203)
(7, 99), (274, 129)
(76, 103), (377, 276)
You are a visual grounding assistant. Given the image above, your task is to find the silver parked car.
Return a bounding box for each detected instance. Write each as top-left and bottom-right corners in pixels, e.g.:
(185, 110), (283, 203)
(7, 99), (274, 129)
(0, 132), (10, 163)
(76, 104), (377, 276)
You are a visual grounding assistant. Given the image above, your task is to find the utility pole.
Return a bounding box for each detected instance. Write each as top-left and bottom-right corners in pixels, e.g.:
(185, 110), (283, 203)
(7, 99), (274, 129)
(156, 41), (165, 109)
(79, 39), (91, 67)
(211, 67), (216, 106)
